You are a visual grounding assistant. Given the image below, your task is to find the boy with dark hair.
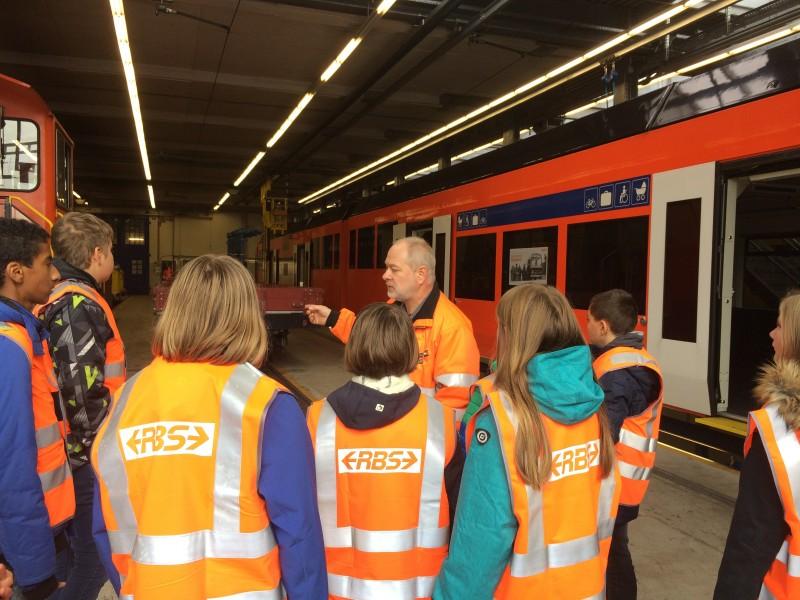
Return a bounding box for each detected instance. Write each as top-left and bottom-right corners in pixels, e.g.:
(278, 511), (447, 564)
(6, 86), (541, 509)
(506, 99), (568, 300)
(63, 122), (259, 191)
(587, 288), (663, 600)
(0, 218), (74, 600)
(36, 212), (125, 600)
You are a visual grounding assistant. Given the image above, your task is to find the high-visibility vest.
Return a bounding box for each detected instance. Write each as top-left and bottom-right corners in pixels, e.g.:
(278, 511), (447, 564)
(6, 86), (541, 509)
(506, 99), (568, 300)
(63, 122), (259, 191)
(593, 347), (663, 507)
(745, 403), (800, 600)
(307, 393), (456, 600)
(330, 293), (480, 419)
(91, 358), (285, 599)
(38, 280), (126, 394)
(466, 377), (620, 599)
(0, 321), (74, 527)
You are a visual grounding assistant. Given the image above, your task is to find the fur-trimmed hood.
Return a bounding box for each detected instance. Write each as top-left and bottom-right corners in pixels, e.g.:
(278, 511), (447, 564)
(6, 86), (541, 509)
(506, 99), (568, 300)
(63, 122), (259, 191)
(756, 360), (800, 431)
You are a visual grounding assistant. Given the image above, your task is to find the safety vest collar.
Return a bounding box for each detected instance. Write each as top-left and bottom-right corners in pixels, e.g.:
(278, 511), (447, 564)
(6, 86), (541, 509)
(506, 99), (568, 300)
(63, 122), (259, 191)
(95, 364), (280, 569)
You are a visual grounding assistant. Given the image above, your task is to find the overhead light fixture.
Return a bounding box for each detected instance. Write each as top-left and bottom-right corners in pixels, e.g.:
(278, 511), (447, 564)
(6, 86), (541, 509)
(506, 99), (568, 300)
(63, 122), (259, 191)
(320, 37), (362, 82)
(376, 0), (397, 16)
(267, 93), (315, 149)
(234, 151), (266, 187)
(312, 208), (322, 214)
(72, 190), (81, 199)
(147, 184), (155, 209)
(217, 192), (231, 209)
(298, 0), (717, 205)
(109, 0), (153, 185)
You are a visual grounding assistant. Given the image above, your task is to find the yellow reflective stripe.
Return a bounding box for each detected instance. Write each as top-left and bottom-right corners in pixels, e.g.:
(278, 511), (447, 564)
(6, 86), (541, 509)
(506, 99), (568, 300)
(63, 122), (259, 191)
(619, 429), (657, 453)
(39, 461), (71, 492)
(434, 373), (479, 388)
(35, 422), (62, 448)
(118, 527), (278, 566)
(327, 573), (435, 600)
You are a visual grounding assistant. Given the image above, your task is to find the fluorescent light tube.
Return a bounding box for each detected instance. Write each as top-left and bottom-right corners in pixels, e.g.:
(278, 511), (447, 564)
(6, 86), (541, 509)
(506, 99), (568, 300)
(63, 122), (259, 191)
(234, 151), (266, 187)
(320, 38), (362, 82)
(147, 184), (155, 209)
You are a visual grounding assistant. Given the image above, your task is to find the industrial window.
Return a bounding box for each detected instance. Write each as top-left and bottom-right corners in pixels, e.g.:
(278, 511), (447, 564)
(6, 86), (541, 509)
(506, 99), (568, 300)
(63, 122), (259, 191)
(663, 199), (701, 342)
(322, 235), (333, 269)
(1, 119), (39, 191)
(357, 226), (375, 269)
(332, 233), (340, 269)
(502, 226), (558, 295)
(349, 230), (356, 268)
(455, 234), (496, 301)
(123, 218), (145, 246)
(377, 222), (396, 266)
(566, 216), (648, 311)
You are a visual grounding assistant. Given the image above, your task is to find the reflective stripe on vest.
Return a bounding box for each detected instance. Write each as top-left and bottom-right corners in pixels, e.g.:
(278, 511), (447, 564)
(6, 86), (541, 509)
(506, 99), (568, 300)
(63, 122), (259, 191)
(493, 390), (617, 578)
(96, 365), (279, 567)
(434, 373), (479, 389)
(121, 590), (283, 600)
(327, 573), (437, 599)
(749, 403), (800, 599)
(315, 396), (449, 552)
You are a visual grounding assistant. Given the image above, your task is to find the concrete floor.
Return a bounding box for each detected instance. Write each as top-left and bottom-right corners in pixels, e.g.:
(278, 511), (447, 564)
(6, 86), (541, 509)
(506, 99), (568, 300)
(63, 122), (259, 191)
(108, 297), (739, 599)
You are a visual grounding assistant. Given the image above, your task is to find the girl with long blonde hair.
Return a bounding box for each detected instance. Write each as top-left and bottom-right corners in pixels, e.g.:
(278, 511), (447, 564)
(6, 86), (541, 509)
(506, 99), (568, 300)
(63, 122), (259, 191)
(435, 284), (619, 599)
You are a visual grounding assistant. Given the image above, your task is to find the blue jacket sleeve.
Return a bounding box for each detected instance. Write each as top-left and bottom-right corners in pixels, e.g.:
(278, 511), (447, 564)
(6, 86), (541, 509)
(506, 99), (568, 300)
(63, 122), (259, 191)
(434, 410), (517, 600)
(0, 339), (57, 587)
(259, 392), (327, 599)
(92, 479), (120, 594)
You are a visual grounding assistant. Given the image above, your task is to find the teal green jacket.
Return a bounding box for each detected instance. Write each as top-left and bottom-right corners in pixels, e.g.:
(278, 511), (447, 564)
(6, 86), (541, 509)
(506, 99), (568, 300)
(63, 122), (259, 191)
(433, 345), (604, 599)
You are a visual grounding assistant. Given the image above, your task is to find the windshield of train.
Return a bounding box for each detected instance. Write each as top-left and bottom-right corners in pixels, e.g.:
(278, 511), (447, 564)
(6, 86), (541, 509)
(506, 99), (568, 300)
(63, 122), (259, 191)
(56, 126), (72, 210)
(0, 118), (39, 191)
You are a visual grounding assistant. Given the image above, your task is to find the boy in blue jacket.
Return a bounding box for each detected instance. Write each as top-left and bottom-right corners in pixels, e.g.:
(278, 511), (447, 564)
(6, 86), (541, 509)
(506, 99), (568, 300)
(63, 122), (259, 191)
(587, 289), (662, 600)
(0, 219), (70, 600)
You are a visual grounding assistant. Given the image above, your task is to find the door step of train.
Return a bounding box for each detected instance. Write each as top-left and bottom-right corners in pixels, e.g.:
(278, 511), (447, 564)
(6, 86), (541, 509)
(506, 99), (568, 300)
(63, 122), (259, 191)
(694, 416), (747, 438)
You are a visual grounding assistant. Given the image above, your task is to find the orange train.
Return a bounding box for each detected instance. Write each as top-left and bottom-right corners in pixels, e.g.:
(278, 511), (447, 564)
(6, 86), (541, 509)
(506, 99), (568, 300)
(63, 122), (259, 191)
(1, 73), (74, 231)
(272, 38), (800, 428)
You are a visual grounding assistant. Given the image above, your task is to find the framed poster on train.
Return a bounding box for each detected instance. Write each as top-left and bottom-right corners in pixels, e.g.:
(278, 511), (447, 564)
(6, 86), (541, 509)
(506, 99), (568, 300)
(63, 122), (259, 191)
(509, 247), (548, 285)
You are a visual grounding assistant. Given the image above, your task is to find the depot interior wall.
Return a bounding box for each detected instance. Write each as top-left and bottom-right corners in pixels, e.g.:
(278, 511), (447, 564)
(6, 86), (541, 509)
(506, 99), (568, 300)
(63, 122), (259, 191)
(147, 212), (262, 285)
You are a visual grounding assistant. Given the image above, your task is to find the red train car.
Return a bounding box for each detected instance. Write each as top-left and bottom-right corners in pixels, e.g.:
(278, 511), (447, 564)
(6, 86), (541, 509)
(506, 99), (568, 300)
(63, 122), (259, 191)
(1, 73), (74, 230)
(273, 40), (800, 426)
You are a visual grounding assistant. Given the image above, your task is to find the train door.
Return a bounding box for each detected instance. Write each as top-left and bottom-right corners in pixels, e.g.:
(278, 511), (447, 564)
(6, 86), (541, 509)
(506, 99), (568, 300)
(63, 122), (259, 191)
(296, 241), (310, 286)
(432, 215), (451, 296)
(647, 162), (716, 415)
(717, 167), (800, 417)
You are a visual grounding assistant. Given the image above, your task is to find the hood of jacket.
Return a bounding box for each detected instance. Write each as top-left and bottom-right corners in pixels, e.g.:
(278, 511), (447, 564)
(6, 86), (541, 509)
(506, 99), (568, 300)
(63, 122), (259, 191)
(527, 345), (604, 425)
(326, 375), (422, 430)
(756, 360), (800, 431)
(0, 297), (48, 355)
(590, 330), (644, 358)
(53, 258), (100, 291)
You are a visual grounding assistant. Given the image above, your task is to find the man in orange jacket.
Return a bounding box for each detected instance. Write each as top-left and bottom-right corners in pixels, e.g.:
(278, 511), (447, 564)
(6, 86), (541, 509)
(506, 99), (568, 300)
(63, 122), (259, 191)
(305, 236), (480, 419)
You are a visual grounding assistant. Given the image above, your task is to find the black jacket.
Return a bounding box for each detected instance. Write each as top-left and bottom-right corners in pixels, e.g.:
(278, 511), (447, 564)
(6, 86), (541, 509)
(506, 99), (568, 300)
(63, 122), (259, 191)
(327, 379), (465, 523)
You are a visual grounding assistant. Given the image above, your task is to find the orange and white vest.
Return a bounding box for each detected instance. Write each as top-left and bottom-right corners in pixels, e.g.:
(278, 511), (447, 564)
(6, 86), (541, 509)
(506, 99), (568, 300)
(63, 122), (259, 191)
(745, 403), (800, 600)
(38, 280), (126, 394)
(593, 347), (663, 507)
(0, 321), (74, 527)
(467, 377), (620, 599)
(91, 358), (285, 599)
(307, 393), (456, 599)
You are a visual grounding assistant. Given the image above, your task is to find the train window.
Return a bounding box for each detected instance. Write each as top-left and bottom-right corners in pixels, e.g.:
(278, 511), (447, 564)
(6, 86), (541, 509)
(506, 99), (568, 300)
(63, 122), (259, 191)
(357, 226), (375, 269)
(566, 216), (649, 311)
(322, 235), (333, 269)
(349, 230), (356, 268)
(502, 226), (558, 294)
(377, 222), (396, 265)
(311, 237), (321, 269)
(663, 199), (701, 342)
(55, 126), (73, 210)
(455, 234), (496, 301)
(333, 233), (340, 269)
(1, 119), (39, 191)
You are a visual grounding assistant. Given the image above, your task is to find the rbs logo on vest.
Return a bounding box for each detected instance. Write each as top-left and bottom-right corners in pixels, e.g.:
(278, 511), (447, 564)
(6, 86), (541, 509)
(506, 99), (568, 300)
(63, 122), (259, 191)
(550, 439), (600, 482)
(119, 421), (216, 460)
(337, 448), (422, 474)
